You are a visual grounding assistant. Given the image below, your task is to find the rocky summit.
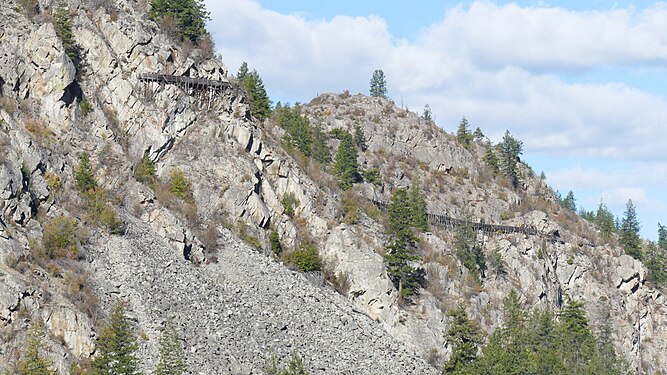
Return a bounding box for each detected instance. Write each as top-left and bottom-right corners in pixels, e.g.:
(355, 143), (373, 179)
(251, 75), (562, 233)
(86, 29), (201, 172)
(0, 0), (666, 374)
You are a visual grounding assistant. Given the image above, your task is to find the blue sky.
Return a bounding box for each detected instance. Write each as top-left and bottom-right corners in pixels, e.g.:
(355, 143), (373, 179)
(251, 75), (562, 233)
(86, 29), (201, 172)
(206, 0), (667, 239)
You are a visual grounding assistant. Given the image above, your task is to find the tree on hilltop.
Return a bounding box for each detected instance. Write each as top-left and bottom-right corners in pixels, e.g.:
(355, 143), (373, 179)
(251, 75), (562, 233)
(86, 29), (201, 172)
(619, 199), (641, 260)
(150, 0), (210, 43)
(498, 130), (523, 188)
(369, 69), (387, 98)
(456, 116), (473, 147)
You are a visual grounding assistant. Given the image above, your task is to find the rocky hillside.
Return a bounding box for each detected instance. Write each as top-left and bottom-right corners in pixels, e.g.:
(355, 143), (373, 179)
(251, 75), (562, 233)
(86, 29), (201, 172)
(0, 0), (665, 374)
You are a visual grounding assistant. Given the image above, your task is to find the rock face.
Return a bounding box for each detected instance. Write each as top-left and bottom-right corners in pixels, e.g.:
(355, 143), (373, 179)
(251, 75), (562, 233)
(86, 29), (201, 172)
(0, 0), (666, 374)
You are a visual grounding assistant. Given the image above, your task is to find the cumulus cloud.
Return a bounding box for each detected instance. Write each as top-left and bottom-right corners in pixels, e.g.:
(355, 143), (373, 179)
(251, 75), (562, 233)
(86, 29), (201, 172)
(206, 0), (667, 161)
(422, 2), (667, 72)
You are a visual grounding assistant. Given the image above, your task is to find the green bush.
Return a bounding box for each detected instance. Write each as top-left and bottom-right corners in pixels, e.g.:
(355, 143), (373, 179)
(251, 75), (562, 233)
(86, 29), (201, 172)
(287, 243), (321, 272)
(168, 168), (192, 202)
(361, 168), (382, 185)
(79, 98), (93, 117)
(85, 187), (124, 234)
(134, 151), (157, 185)
(270, 230), (282, 254)
(281, 192), (298, 217)
(42, 215), (79, 259)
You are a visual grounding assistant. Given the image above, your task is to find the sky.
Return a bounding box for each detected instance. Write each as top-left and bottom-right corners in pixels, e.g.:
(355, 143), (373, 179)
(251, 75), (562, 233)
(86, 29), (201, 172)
(204, 0), (667, 240)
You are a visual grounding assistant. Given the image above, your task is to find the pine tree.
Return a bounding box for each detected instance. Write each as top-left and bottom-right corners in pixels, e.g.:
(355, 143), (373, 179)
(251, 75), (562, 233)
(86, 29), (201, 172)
(149, 0), (210, 43)
(498, 130), (523, 188)
(75, 152), (97, 193)
(645, 241), (667, 288)
(333, 132), (360, 191)
(18, 323), (53, 375)
(409, 176), (427, 232)
(472, 127), (484, 141)
(422, 104), (432, 121)
(619, 199), (642, 260)
(156, 320), (188, 375)
(562, 191), (577, 211)
(369, 69), (387, 98)
(353, 123), (368, 151)
(92, 303), (141, 375)
(556, 297), (596, 374)
(53, 0), (81, 71)
(456, 117), (473, 147)
(134, 150), (157, 185)
(384, 188), (423, 300)
(658, 223), (667, 250)
(310, 124), (330, 164)
(442, 306), (483, 373)
(595, 201), (616, 239)
(454, 207), (486, 282)
(237, 63), (272, 120)
(483, 142), (499, 174)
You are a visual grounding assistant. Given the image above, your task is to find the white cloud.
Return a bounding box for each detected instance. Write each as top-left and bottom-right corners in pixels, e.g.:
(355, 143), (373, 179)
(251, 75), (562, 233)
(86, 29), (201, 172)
(206, 0), (667, 161)
(421, 2), (667, 72)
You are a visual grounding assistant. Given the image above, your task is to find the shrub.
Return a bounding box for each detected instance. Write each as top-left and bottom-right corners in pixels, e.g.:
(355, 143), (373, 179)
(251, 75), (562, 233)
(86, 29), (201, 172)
(270, 230), (282, 254)
(79, 98), (93, 117)
(238, 222), (261, 249)
(281, 192), (298, 217)
(286, 243), (321, 272)
(42, 215), (79, 259)
(134, 151), (157, 186)
(75, 152), (97, 193)
(84, 187), (124, 234)
(341, 195), (360, 225)
(168, 168), (192, 202)
(361, 168), (382, 185)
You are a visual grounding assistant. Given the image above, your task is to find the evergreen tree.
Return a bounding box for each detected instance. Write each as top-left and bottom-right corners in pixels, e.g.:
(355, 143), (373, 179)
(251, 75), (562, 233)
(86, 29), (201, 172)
(310, 123), (331, 164)
(454, 207), (485, 282)
(149, 0), (210, 43)
(369, 69), (387, 98)
(498, 130), (523, 188)
(658, 223), (667, 250)
(422, 104), (432, 121)
(619, 200), (642, 260)
(276, 105), (312, 155)
(645, 241), (667, 288)
(561, 191), (577, 212)
(333, 132), (361, 191)
(75, 152), (97, 193)
(156, 320), (188, 375)
(18, 323), (52, 375)
(264, 352), (309, 375)
(472, 127), (484, 141)
(442, 306), (483, 373)
(384, 188), (424, 300)
(556, 297), (596, 374)
(456, 117), (473, 147)
(237, 63), (271, 120)
(92, 303), (141, 375)
(237, 61), (249, 80)
(134, 150), (157, 185)
(409, 176), (427, 232)
(483, 142), (499, 174)
(595, 201), (616, 239)
(53, 0), (81, 71)
(353, 123), (368, 151)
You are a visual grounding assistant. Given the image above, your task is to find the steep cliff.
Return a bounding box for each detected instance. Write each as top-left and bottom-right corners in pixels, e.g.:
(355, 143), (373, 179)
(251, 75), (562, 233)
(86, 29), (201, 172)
(0, 0), (665, 374)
